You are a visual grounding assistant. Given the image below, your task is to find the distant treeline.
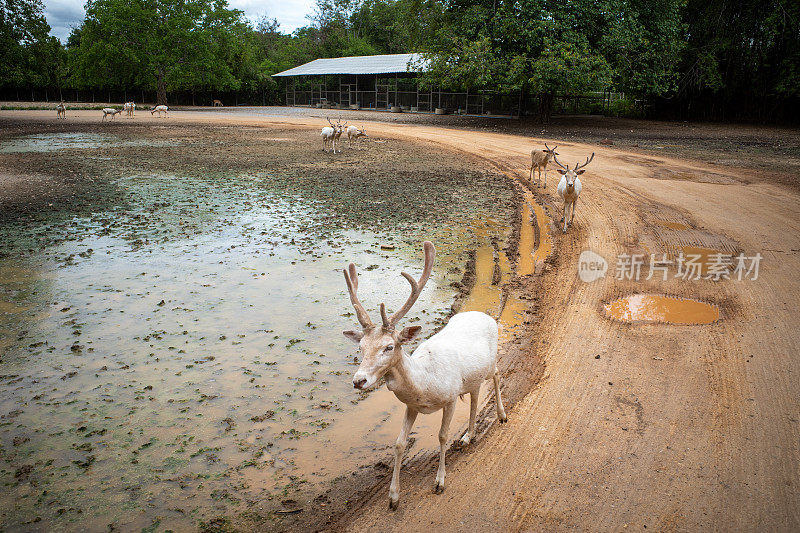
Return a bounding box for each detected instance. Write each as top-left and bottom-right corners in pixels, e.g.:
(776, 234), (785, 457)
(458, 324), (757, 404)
(1, 0), (798, 122)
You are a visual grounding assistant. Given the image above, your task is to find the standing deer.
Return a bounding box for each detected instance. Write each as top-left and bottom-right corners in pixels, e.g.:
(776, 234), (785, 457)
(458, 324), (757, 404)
(321, 117), (346, 153)
(529, 143), (558, 188)
(554, 152), (594, 233)
(333, 116), (347, 146)
(346, 125), (368, 148)
(213, 99), (223, 107)
(56, 101), (66, 119)
(151, 105), (168, 117)
(123, 102), (136, 118)
(343, 241), (507, 510)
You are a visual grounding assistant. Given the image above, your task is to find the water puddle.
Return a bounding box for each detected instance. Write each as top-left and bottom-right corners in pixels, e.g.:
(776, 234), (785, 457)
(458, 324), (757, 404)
(0, 132), (176, 153)
(680, 245), (728, 276)
(0, 163), (520, 530)
(604, 294), (720, 325)
(458, 187), (552, 341)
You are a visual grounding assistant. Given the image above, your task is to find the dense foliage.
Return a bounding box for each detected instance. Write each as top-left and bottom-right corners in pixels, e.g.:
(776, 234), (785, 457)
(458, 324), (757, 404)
(1, 0), (798, 120)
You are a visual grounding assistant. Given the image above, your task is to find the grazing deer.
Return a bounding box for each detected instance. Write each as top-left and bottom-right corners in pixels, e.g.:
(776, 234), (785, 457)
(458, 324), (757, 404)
(321, 117), (346, 153)
(343, 241), (507, 510)
(213, 99), (223, 107)
(123, 102), (136, 118)
(151, 105), (168, 117)
(102, 107), (122, 121)
(553, 152), (594, 233)
(346, 125), (367, 148)
(56, 101), (66, 119)
(529, 143), (558, 188)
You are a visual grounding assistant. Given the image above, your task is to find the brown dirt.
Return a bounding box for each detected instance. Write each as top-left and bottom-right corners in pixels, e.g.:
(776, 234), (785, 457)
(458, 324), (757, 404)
(1, 109), (798, 532)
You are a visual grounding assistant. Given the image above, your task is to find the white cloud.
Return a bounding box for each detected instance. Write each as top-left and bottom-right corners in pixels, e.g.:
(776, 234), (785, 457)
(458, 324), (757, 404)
(42, 0), (317, 42)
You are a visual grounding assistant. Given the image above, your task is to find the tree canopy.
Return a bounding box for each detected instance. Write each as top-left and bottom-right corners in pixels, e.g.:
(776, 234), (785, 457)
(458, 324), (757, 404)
(0, 0), (798, 121)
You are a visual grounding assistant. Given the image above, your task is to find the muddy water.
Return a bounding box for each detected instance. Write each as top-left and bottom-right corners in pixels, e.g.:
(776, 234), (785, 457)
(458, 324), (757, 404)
(0, 133), (520, 530)
(604, 294), (720, 325)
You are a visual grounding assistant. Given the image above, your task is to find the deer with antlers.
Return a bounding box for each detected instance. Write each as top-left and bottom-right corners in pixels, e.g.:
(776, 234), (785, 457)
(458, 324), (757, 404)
(529, 143), (558, 188)
(553, 152), (595, 233)
(343, 241), (507, 510)
(321, 117), (347, 153)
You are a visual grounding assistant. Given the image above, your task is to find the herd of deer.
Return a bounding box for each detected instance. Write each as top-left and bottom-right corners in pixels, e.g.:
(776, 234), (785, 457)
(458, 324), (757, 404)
(56, 101), (169, 121)
(320, 116), (368, 153)
(341, 137), (595, 508)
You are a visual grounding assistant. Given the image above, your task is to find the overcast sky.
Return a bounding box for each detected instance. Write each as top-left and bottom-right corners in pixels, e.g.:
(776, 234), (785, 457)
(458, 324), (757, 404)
(43, 0), (317, 42)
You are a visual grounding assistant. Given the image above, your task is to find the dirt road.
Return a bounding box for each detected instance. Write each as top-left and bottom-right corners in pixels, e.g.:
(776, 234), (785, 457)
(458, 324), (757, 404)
(2, 110), (798, 531)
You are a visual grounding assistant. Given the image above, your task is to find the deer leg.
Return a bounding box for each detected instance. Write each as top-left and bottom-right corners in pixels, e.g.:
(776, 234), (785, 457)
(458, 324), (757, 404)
(569, 198), (577, 226)
(493, 365), (507, 422)
(389, 407), (418, 510)
(563, 202), (569, 233)
(544, 168), (548, 188)
(460, 387), (480, 446)
(530, 164), (535, 185)
(435, 402), (455, 494)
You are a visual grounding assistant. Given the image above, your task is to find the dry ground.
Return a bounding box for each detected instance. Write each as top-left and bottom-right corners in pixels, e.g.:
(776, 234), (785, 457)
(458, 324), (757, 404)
(1, 109), (798, 532)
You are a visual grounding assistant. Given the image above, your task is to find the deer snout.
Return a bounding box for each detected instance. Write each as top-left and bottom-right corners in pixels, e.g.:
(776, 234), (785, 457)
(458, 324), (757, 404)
(353, 377), (368, 389)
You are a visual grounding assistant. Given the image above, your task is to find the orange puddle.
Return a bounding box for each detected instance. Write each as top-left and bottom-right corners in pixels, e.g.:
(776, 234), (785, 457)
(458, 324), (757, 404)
(656, 220), (691, 230)
(517, 191), (552, 277)
(460, 187), (553, 341)
(530, 197), (553, 266)
(605, 294), (720, 325)
(680, 245), (727, 276)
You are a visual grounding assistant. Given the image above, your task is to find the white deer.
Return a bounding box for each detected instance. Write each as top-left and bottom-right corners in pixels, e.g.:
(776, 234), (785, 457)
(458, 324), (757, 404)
(101, 107), (122, 121)
(529, 143), (558, 188)
(343, 241), (507, 510)
(123, 102), (136, 118)
(554, 152), (594, 233)
(56, 101), (66, 119)
(151, 105), (168, 117)
(346, 125), (368, 148)
(321, 117), (346, 153)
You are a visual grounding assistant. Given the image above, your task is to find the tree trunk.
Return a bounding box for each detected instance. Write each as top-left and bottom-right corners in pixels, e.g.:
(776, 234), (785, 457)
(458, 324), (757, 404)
(538, 93), (554, 124)
(156, 69), (168, 106)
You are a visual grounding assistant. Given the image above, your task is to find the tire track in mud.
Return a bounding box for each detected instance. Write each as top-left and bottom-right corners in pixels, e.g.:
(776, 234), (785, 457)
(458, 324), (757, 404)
(328, 124), (797, 533)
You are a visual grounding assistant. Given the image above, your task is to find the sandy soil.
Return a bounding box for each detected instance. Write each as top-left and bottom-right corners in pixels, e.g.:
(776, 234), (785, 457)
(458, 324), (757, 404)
(1, 109), (799, 532)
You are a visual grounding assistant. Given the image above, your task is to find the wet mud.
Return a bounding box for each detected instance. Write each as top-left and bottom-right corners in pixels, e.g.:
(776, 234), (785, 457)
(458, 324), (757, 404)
(0, 120), (534, 531)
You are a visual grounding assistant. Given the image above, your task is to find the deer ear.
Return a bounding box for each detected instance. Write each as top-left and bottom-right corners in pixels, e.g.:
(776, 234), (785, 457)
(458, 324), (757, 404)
(557, 169), (567, 175)
(398, 326), (422, 343)
(342, 330), (363, 343)
(576, 169), (586, 175)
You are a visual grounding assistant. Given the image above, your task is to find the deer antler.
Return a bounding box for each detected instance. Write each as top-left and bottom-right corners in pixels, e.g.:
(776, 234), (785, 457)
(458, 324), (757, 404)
(552, 152), (569, 170)
(575, 152), (595, 171)
(382, 241), (436, 328)
(344, 263), (373, 328)
(327, 117), (334, 127)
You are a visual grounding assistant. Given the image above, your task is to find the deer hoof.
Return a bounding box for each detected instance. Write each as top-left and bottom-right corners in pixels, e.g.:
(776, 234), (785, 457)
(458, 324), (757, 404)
(389, 498), (399, 510)
(434, 482), (445, 494)
(499, 414), (508, 424)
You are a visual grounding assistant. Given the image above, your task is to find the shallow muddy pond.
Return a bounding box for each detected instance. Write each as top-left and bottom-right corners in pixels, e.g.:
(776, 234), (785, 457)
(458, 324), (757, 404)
(604, 294), (720, 325)
(0, 133), (522, 530)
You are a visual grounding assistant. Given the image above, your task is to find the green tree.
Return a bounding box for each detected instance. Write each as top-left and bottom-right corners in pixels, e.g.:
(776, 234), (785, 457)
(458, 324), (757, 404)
(419, 0), (684, 119)
(1, 0), (62, 95)
(71, 0), (252, 104)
